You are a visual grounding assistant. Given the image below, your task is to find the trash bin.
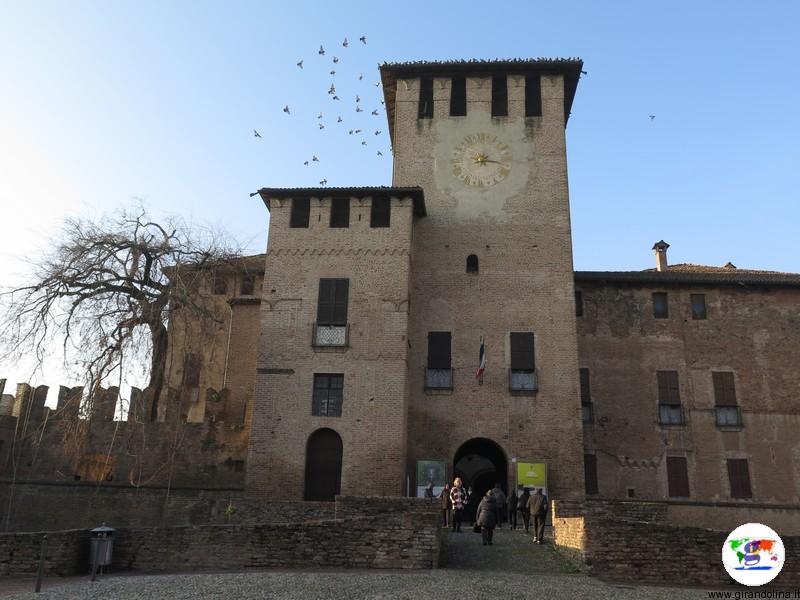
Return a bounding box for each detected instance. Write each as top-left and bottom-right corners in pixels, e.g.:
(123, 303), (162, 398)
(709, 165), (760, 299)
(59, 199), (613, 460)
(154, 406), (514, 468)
(89, 524), (115, 572)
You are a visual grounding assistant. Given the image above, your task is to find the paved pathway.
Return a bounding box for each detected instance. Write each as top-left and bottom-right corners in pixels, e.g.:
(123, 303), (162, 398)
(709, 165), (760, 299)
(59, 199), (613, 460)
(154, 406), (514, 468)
(0, 528), (715, 599)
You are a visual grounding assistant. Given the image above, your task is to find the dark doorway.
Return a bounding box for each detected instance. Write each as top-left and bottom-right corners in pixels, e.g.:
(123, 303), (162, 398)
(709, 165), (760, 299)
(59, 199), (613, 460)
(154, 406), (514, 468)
(453, 438), (507, 522)
(304, 428), (343, 501)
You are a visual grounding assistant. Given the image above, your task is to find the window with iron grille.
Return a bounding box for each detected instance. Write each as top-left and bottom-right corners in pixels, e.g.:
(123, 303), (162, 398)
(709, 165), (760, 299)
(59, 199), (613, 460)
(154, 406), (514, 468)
(330, 198), (350, 228)
(509, 332), (535, 391)
(653, 292), (668, 318)
(584, 454), (598, 495)
(426, 332), (453, 389)
(466, 254), (479, 273)
(575, 290), (583, 317)
(713, 372), (740, 427)
(450, 77), (467, 116)
(580, 368), (593, 423)
(370, 197), (391, 228)
(240, 273), (255, 296)
(666, 456), (690, 497)
(290, 197), (310, 228)
(525, 75), (542, 117)
(727, 458), (752, 499)
(418, 77), (433, 119)
(312, 374), (343, 417)
(491, 76), (508, 117)
(657, 370), (683, 425)
(691, 294), (707, 320)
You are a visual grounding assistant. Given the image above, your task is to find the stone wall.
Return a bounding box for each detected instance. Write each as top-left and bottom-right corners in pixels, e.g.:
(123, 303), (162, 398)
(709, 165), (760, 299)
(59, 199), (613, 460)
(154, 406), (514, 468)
(0, 529), (86, 577)
(334, 495), (440, 519)
(552, 499), (800, 587)
(0, 483), (335, 532)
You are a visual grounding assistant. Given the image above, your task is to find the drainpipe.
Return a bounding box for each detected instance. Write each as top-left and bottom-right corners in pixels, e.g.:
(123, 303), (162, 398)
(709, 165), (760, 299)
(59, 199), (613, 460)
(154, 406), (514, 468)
(222, 301), (233, 388)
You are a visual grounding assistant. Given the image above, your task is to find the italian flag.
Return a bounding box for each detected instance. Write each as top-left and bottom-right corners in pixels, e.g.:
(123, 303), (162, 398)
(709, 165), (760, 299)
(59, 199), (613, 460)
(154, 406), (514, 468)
(476, 337), (486, 381)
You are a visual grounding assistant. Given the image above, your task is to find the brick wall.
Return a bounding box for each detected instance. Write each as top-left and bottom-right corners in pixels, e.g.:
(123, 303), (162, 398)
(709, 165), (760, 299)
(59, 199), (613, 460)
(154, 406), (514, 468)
(0, 529), (86, 577)
(334, 495), (440, 519)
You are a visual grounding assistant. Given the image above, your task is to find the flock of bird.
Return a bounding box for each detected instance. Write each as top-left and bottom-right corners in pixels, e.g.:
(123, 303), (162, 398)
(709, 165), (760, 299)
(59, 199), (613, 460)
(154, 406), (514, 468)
(254, 35), (388, 186)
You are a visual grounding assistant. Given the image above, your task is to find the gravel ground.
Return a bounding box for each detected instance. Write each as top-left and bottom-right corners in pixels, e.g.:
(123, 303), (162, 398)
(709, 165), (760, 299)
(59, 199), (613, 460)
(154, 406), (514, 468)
(1, 528), (715, 599)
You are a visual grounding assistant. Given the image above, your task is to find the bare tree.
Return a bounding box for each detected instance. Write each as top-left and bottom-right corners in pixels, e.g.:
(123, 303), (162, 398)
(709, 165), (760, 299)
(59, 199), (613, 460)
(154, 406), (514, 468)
(0, 206), (242, 419)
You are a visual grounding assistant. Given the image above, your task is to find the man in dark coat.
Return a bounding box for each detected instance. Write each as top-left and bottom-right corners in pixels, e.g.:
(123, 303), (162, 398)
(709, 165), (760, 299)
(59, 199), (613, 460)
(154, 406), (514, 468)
(518, 488), (531, 532)
(528, 488), (549, 544)
(507, 491), (518, 530)
(490, 482), (506, 528)
(476, 490), (497, 545)
(439, 483), (451, 528)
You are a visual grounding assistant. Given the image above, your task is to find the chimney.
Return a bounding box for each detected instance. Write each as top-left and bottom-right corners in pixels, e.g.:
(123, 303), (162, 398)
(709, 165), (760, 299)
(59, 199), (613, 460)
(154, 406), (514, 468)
(652, 240), (670, 272)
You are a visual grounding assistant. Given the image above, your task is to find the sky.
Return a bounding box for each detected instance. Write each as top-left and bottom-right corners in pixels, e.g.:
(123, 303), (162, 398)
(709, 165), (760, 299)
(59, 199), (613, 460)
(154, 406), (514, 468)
(1, 0), (799, 395)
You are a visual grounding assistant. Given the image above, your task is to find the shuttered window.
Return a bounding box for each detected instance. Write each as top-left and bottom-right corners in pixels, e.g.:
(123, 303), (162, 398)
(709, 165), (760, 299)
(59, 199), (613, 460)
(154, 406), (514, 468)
(330, 198), (350, 228)
(317, 279), (349, 325)
(575, 290), (583, 317)
(450, 77), (467, 116)
(727, 459), (752, 499)
(212, 271), (227, 295)
(525, 75), (542, 117)
(370, 197), (391, 228)
(290, 197), (310, 228)
(491, 75), (508, 117)
(510, 332), (534, 370)
(666, 456), (690, 497)
(312, 374), (343, 417)
(418, 77), (433, 119)
(240, 273), (255, 295)
(691, 294), (707, 320)
(427, 332), (452, 370)
(584, 454), (598, 495)
(713, 372), (737, 405)
(653, 292), (668, 318)
(657, 371), (681, 405)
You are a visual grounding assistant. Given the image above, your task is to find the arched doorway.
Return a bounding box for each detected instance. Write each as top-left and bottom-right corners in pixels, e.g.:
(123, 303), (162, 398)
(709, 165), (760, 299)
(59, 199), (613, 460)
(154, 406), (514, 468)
(304, 428), (343, 501)
(453, 438), (508, 521)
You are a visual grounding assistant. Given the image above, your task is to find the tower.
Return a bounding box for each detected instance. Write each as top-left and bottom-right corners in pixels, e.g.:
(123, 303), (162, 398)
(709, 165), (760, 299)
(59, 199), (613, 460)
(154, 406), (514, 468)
(381, 59), (585, 500)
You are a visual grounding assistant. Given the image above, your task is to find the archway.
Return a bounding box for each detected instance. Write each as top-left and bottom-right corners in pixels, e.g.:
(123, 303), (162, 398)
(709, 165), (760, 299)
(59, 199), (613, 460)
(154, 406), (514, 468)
(453, 438), (508, 521)
(303, 428), (343, 501)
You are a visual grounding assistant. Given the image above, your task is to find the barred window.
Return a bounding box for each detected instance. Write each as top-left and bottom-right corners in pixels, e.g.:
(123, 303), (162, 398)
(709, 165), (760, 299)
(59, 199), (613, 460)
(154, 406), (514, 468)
(727, 458), (752, 499)
(312, 374), (343, 417)
(666, 456), (690, 497)
(317, 279), (349, 326)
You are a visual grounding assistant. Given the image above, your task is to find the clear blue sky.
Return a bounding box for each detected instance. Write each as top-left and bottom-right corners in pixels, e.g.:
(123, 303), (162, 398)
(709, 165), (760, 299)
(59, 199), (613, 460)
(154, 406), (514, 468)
(1, 1), (799, 389)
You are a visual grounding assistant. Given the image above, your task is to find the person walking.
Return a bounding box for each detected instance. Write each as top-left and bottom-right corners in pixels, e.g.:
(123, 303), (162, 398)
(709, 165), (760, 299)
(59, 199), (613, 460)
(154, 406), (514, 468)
(476, 490), (497, 545)
(528, 488), (549, 544)
(491, 482), (506, 528)
(507, 490), (518, 530)
(449, 477), (467, 533)
(439, 483), (452, 528)
(518, 488), (531, 533)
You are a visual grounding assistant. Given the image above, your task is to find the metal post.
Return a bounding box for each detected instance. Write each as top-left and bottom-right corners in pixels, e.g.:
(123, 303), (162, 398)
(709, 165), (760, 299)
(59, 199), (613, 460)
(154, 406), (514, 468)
(90, 537), (100, 582)
(34, 534), (47, 593)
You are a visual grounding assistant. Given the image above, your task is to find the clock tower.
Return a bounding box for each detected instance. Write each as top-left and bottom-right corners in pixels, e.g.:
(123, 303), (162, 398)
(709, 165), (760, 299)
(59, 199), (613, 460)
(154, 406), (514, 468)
(380, 59), (585, 500)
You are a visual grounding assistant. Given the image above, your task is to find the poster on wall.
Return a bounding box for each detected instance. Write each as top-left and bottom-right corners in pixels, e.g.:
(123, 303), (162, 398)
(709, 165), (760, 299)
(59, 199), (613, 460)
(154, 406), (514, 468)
(516, 462), (547, 494)
(416, 459), (447, 498)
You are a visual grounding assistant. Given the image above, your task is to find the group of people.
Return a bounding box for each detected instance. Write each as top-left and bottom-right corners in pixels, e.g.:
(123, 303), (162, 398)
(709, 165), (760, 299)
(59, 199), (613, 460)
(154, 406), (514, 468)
(439, 477), (549, 546)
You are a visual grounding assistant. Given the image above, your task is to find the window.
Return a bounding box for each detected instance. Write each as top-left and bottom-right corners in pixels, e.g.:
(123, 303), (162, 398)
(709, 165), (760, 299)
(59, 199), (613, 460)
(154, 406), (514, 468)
(580, 368), (593, 423)
(370, 197), (391, 228)
(666, 456), (690, 497)
(418, 77), (433, 119)
(426, 332), (453, 389)
(691, 294), (707, 320)
(657, 371), (683, 425)
(509, 332), (536, 391)
(240, 273), (255, 296)
(450, 76), (467, 116)
(183, 353), (201, 388)
(466, 254), (479, 273)
(315, 279), (349, 346)
(727, 458), (752, 499)
(584, 454), (598, 495)
(491, 76), (508, 117)
(290, 197), (310, 228)
(713, 372), (740, 427)
(575, 290), (584, 317)
(312, 374), (343, 417)
(330, 198), (350, 228)
(652, 292), (668, 318)
(525, 75), (542, 117)
(212, 271), (227, 295)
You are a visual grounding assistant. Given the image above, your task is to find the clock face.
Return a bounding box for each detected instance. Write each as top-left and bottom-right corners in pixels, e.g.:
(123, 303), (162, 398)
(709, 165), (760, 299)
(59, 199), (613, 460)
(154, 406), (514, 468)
(451, 133), (512, 187)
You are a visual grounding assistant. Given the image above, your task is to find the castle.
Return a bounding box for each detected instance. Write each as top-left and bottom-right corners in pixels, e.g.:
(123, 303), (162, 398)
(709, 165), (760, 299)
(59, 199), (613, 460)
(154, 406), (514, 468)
(2, 58), (798, 534)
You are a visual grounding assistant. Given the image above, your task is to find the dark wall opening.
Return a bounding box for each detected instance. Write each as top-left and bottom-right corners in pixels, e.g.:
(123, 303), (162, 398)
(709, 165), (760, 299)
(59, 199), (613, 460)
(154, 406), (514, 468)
(453, 437), (507, 521)
(304, 428), (343, 501)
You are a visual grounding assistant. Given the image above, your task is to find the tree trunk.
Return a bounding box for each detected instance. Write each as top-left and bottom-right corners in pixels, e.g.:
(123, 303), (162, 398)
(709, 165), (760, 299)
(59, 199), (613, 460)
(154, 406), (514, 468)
(148, 322), (169, 421)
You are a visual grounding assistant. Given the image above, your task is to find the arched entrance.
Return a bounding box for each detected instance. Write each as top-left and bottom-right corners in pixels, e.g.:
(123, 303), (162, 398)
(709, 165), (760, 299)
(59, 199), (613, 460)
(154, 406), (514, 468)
(304, 428), (342, 501)
(453, 438), (508, 521)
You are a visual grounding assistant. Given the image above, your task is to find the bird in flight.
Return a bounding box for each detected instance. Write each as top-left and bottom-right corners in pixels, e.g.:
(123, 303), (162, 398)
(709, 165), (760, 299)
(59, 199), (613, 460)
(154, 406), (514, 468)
(330, 70), (336, 75)
(374, 130), (381, 135)
(332, 95), (340, 100)
(312, 155), (319, 162)
(318, 45), (325, 56)
(333, 56), (339, 64)
(361, 140), (367, 145)
(356, 95), (361, 103)
(358, 73), (364, 80)
(319, 123), (325, 130)
(342, 37), (349, 48)
(377, 151), (383, 156)
(328, 83), (336, 95)
(348, 130), (354, 135)
(649, 115), (656, 121)
(296, 60), (303, 69)
(356, 105), (363, 112)
(374, 82), (380, 87)
(319, 179), (328, 185)
(318, 112), (323, 119)
(254, 129), (261, 138)
(354, 129), (362, 134)
(283, 105), (290, 114)
(303, 160), (309, 165)
(359, 36), (367, 44)
(337, 116), (343, 123)
(380, 99), (385, 105)
(371, 109), (379, 116)
(580, 70), (588, 75)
